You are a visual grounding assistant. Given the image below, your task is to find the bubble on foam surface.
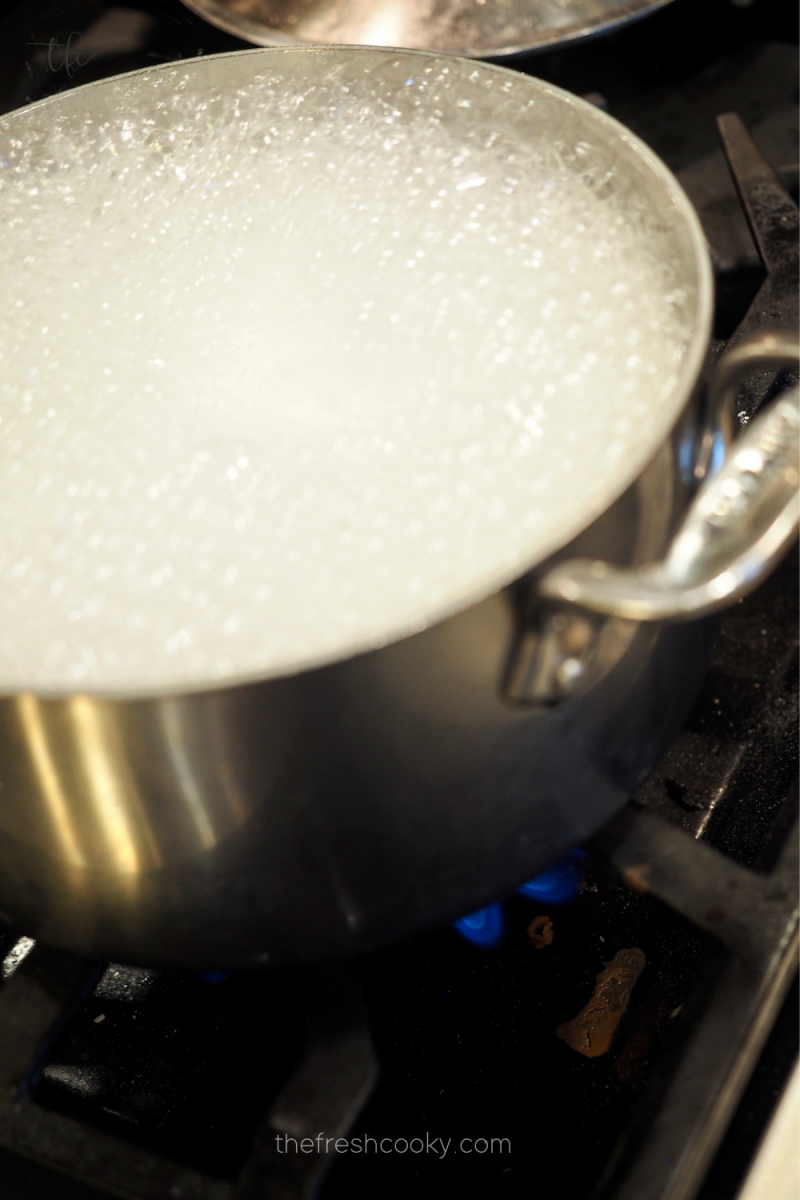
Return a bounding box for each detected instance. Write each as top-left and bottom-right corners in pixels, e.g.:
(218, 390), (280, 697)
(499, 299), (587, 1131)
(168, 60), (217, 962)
(0, 52), (697, 693)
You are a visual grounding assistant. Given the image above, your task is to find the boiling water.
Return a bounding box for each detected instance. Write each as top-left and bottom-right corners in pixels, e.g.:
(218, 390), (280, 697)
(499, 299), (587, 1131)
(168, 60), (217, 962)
(0, 54), (697, 693)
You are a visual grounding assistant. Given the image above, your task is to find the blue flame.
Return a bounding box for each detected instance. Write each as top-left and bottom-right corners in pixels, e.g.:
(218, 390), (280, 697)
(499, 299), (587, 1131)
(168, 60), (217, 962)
(518, 850), (584, 905)
(202, 972), (228, 985)
(453, 902), (505, 948)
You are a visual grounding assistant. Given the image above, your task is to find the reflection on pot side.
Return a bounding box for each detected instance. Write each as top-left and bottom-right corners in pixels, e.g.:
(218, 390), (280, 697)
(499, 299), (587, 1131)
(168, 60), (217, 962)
(10, 691), (252, 898)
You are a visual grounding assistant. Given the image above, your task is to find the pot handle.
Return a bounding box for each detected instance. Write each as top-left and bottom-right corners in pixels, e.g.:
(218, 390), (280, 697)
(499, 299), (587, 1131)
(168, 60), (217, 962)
(538, 332), (799, 622)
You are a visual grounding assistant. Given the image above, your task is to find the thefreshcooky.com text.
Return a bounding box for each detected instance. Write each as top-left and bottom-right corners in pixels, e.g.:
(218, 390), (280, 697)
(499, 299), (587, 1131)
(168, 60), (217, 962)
(274, 1134), (510, 1158)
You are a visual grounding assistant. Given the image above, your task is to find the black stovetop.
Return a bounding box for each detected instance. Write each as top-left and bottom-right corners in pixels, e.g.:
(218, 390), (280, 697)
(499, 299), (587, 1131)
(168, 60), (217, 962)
(0, 3), (796, 1199)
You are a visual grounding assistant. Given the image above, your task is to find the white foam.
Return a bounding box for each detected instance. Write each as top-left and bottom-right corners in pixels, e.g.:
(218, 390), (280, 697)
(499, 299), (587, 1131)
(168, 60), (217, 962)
(0, 54), (697, 694)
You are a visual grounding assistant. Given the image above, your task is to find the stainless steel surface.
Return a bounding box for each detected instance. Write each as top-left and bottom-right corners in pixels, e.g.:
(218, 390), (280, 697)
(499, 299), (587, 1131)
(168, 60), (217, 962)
(503, 435), (676, 704)
(539, 336), (800, 622)
(0, 442), (711, 967)
(0, 47), (713, 698)
(538, 117), (800, 625)
(0, 47), (750, 969)
(737, 1060), (800, 1200)
(178, 0), (675, 60)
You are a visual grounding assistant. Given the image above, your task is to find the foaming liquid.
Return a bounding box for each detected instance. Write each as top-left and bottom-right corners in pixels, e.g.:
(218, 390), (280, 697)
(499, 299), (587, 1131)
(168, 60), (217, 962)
(0, 55), (695, 692)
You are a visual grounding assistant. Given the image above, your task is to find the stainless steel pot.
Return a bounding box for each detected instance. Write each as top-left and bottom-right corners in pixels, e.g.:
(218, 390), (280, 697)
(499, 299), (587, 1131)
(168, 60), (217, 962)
(177, 0), (675, 59)
(0, 49), (797, 968)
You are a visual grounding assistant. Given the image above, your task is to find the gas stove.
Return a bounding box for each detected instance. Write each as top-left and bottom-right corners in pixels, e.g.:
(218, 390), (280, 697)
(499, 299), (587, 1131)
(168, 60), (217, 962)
(0, 3), (796, 1199)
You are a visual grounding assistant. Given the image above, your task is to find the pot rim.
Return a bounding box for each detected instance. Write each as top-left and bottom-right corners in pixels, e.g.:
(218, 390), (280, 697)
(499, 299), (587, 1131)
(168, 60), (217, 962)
(0, 46), (713, 701)
(175, 0), (676, 61)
